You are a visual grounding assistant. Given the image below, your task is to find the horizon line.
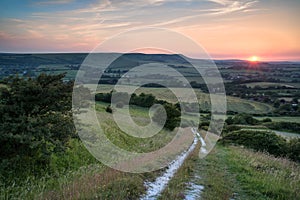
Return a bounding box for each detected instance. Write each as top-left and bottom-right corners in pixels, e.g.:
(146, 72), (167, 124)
(1, 51), (299, 62)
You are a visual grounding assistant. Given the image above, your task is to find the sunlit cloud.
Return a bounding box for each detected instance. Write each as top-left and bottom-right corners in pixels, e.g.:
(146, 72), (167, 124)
(205, 0), (259, 15)
(0, 0), (299, 60)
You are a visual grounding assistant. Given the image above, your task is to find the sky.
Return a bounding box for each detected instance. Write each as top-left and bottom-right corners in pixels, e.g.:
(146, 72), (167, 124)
(0, 0), (299, 61)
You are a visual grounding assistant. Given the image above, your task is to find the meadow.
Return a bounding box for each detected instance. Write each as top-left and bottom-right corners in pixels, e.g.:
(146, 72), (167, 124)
(93, 84), (274, 114)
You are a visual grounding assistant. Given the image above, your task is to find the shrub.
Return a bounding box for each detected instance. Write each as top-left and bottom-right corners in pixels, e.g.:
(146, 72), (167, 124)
(223, 125), (242, 134)
(152, 103), (180, 131)
(261, 118), (272, 122)
(0, 74), (75, 178)
(226, 114), (259, 125)
(221, 130), (288, 157)
(287, 138), (300, 162)
(105, 105), (113, 113)
(264, 122), (300, 133)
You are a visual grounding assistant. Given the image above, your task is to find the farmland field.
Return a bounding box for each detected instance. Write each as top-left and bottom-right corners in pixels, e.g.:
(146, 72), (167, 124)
(91, 84), (274, 114)
(244, 82), (297, 88)
(255, 116), (300, 123)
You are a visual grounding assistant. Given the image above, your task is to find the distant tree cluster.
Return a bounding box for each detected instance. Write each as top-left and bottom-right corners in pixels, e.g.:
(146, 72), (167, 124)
(225, 113), (259, 125)
(96, 91), (181, 130)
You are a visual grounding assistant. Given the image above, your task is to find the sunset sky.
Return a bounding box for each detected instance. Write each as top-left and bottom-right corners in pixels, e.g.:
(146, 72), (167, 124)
(0, 0), (299, 61)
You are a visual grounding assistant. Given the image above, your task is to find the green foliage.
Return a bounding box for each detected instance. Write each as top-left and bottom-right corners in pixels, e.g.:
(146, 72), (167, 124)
(223, 125), (242, 133)
(95, 91), (112, 103)
(264, 121), (300, 133)
(49, 139), (97, 173)
(287, 138), (300, 162)
(130, 92), (156, 108)
(221, 130), (288, 157)
(261, 117), (272, 122)
(226, 113), (259, 125)
(152, 103), (181, 131)
(198, 120), (210, 131)
(105, 105), (113, 113)
(96, 91), (181, 130)
(0, 74), (75, 179)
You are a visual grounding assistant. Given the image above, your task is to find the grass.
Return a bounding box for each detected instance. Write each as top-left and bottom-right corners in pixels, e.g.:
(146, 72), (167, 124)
(0, 139), (104, 200)
(156, 143), (300, 200)
(244, 82), (296, 88)
(92, 84), (274, 114)
(190, 145), (239, 200)
(225, 145), (300, 200)
(159, 143), (201, 200)
(95, 101), (177, 153)
(255, 116), (300, 123)
(35, 64), (78, 80)
(1, 101), (176, 199)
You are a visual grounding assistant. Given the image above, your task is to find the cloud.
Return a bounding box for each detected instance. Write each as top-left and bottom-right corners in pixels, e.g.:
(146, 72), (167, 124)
(0, 0), (261, 52)
(206, 0), (229, 5)
(33, 0), (74, 5)
(205, 0), (259, 15)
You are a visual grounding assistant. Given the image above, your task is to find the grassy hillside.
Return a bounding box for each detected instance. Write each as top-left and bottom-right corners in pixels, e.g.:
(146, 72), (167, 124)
(159, 144), (300, 200)
(94, 84), (274, 114)
(1, 100), (177, 199)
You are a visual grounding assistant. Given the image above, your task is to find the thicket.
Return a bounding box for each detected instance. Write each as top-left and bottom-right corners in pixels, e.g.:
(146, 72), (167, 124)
(0, 74), (82, 180)
(264, 121), (300, 133)
(221, 130), (300, 162)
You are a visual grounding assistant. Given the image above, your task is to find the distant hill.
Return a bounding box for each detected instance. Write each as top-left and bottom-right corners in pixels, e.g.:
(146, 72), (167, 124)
(1, 52), (299, 67)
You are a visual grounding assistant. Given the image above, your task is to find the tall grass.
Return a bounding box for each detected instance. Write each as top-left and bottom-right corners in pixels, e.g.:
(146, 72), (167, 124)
(157, 143), (300, 200)
(1, 102), (174, 199)
(0, 139), (102, 199)
(226, 145), (300, 200)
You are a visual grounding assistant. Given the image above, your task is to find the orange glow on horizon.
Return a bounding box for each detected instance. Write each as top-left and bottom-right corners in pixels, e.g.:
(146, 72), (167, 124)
(248, 56), (260, 62)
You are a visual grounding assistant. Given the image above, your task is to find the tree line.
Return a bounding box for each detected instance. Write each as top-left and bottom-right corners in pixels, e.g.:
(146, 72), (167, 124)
(95, 91), (181, 131)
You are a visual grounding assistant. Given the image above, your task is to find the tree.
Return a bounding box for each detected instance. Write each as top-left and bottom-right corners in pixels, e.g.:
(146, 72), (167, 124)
(0, 74), (75, 175)
(273, 99), (281, 108)
(152, 103), (181, 131)
(105, 105), (113, 113)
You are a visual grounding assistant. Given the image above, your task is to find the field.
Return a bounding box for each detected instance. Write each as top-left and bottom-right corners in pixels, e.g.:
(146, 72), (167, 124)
(35, 64), (78, 81)
(255, 116), (300, 123)
(244, 82), (298, 88)
(91, 84), (274, 114)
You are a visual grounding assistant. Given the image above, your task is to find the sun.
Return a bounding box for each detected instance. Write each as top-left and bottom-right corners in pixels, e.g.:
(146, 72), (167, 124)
(248, 56), (259, 62)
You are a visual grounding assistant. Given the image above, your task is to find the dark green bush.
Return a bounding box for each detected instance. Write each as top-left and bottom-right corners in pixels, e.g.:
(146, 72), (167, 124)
(223, 125), (242, 134)
(264, 122), (300, 133)
(226, 114), (259, 125)
(261, 118), (272, 123)
(152, 103), (180, 131)
(221, 130), (288, 157)
(287, 138), (300, 162)
(0, 74), (76, 178)
(105, 105), (113, 113)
